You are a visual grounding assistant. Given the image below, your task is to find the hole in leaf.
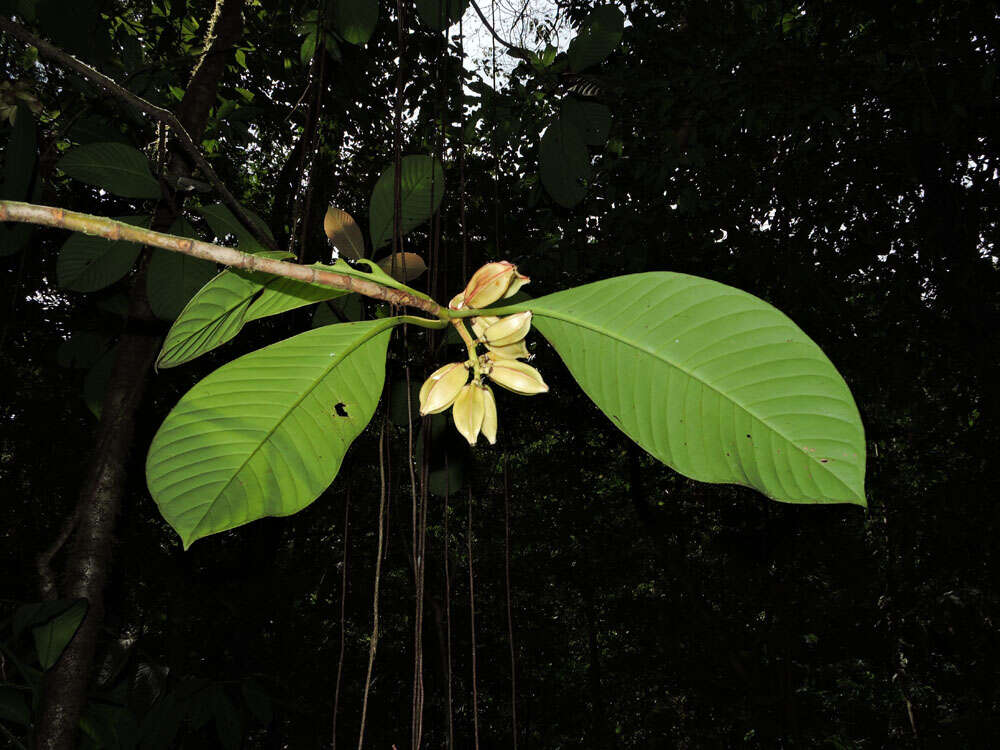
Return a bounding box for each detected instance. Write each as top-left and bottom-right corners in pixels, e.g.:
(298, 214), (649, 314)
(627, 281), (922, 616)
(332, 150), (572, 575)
(334, 402), (348, 417)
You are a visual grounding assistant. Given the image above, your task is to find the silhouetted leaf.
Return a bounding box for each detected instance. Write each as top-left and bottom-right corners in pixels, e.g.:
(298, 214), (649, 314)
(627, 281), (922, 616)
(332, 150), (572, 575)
(567, 6), (624, 73)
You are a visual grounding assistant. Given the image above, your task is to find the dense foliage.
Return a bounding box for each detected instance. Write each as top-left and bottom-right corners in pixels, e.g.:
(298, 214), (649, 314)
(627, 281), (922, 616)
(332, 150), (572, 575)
(1, 0), (997, 747)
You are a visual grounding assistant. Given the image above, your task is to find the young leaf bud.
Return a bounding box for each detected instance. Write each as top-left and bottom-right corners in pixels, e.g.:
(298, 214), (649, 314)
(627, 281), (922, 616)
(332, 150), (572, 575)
(419, 363), (469, 415)
(462, 262), (530, 309)
(487, 357), (549, 395)
(481, 311), (533, 348)
(452, 383), (485, 445)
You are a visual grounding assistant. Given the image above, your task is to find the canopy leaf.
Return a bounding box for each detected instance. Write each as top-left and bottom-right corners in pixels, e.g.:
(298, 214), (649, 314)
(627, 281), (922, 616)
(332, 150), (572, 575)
(369, 155), (445, 250)
(57, 142), (161, 199)
(376, 251), (427, 283)
(56, 215), (147, 292)
(323, 205), (366, 259)
(567, 5), (625, 73)
(197, 203), (273, 252)
(329, 0), (378, 44)
(561, 97), (612, 146)
(147, 219), (217, 319)
(414, 0), (469, 30)
(540, 118), (591, 208)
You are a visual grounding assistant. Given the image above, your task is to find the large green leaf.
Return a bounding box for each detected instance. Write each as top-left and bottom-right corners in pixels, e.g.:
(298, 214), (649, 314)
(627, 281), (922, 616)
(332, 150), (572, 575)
(540, 118), (591, 208)
(156, 255), (394, 369)
(147, 319), (398, 548)
(56, 215), (147, 292)
(414, 0), (468, 31)
(567, 5), (625, 73)
(147, 219), (218, 320)
(369, 155), (445, 250)
(244, 267), (349, 322)
(522, 273), (866, 505)
(156, 251), (293, 370)
(57, 142), (161, 199)
(329, 0), (378, 44)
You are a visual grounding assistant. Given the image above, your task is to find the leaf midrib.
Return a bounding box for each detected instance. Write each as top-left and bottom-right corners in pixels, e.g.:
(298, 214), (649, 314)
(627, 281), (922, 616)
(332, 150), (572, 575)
(185, 319), (397, 542)
(530, 304), (861, 500)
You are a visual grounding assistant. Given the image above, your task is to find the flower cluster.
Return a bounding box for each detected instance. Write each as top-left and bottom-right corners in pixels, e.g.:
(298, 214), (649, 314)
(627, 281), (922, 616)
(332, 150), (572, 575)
(420, 261), (548, 445)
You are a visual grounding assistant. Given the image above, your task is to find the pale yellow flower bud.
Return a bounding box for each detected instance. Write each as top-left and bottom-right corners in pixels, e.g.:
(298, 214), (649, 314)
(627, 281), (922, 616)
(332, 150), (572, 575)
(486, 339), (530, 361)
(470, 316), (500, 340)
(487, 357), (549, 395)
(452, 383), (486, 445)
(419, 362), (469, 415)
(462, 262), (530, 309)
(481, 385), (498, 444)
(481, 311), (532, 348)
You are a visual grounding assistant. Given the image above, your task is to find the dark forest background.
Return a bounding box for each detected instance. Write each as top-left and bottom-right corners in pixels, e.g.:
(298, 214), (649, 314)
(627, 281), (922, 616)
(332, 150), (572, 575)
(1, 0), (998, 747)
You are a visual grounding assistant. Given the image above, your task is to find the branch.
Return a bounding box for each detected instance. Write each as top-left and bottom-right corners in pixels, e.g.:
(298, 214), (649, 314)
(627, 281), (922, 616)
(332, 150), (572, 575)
(0, 201), (442, 317)
(468, 0), (532, 59)
(0, 14), (279, 253)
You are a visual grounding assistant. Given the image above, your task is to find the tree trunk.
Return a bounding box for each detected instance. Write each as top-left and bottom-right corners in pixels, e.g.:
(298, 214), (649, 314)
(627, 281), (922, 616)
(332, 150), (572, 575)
(33, 3), (246, 747)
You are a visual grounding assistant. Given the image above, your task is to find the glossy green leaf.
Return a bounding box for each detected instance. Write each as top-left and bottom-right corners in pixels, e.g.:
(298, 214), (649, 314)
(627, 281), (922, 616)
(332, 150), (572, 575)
(157, 254), (393, 369)
(56, 215), (147, 292)
(414, 0), (469, 31)
(57, 142), (161, 199)
(522, 273), (866, 505)
(324, 205), (366, 259)
(561, 98), (612, 146)
(197, 202), (273, 252)
(329, 0), (378, 44)
(244, 267), (349, 322)
(369, 155), (445, 250)
(147, 219), (217, 320)
(147, 319), (398, 548)
(567, 6), (624, 73)
(540, 118), (591, 208)
(155, 251), (291, 370)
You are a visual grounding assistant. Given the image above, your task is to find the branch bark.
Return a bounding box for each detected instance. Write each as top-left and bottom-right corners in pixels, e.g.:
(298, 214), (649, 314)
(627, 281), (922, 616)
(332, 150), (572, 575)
(0, 201), (442, 316)
(0, 13), (278, 253)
